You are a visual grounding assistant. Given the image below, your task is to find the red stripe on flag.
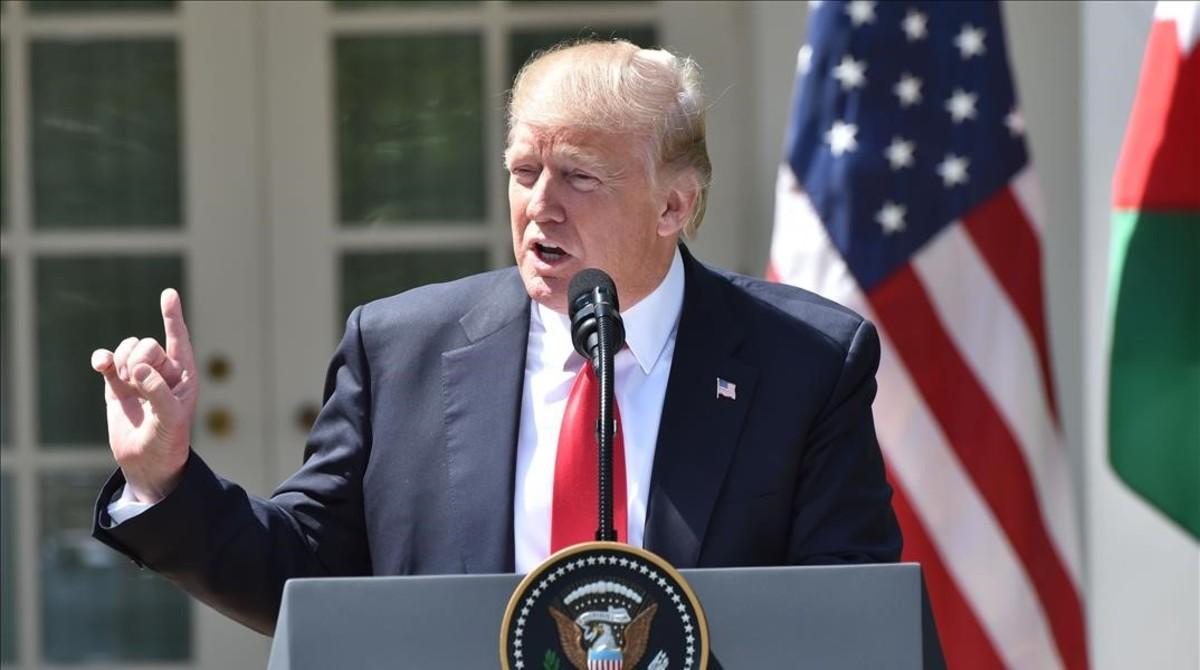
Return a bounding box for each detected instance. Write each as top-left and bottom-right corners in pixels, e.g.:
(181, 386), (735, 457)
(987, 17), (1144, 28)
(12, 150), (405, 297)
(869, 265), (1088, 670)
(888, 470), (1006, 670)
(961, 187), (1061, 424)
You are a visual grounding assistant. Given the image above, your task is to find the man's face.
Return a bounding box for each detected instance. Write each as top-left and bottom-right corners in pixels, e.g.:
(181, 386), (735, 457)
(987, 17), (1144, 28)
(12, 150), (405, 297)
(506, 123), (676, 313)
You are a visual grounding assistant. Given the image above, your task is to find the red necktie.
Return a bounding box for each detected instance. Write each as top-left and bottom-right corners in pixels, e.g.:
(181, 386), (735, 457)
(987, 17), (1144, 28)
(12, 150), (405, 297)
(550, 363), (627, 552)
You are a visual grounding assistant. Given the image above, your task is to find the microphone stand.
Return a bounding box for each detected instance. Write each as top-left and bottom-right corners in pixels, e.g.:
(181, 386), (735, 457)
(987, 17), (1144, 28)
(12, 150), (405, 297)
(594, 291), (618, 543)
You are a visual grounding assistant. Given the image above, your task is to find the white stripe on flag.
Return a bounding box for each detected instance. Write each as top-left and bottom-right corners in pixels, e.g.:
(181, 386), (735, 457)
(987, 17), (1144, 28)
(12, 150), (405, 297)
(1011, 168), (1047, 235)
(770, 168), (859, 298)
(770, 172), (1066, 670)
(913, 224), (1084, 587)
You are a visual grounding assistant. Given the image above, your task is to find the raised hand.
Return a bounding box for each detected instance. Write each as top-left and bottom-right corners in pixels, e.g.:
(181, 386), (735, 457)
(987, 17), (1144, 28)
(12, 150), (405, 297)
(91, 288), (199, 503)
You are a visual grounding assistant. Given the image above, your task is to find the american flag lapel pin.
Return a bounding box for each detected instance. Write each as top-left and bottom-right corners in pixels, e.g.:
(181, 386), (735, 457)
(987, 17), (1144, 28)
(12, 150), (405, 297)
(716, 377), (737, 400)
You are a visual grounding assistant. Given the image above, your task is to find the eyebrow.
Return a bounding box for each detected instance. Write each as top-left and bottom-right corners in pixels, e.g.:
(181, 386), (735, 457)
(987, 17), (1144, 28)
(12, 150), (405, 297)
(554, 145), (611, 173)
(505, 143), (627, 182)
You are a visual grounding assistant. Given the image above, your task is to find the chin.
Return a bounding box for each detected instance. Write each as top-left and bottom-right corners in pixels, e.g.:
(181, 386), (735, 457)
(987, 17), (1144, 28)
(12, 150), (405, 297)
(521, 276), (569, 313)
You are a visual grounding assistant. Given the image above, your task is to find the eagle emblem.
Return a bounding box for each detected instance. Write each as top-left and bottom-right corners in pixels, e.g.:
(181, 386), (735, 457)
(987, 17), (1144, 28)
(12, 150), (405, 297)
(549, 580), (657, 670)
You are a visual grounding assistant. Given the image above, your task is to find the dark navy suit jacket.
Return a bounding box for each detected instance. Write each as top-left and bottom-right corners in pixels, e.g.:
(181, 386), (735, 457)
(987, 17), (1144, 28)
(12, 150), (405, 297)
(92, 247), (901, 635)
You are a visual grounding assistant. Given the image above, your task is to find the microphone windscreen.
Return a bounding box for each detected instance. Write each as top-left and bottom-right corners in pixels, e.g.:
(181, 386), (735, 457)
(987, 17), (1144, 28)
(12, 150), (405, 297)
(568, 268), (618, 319)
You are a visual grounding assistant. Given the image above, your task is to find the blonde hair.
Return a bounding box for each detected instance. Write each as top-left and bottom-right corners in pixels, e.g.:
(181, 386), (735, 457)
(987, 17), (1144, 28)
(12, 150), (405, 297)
(507, 39), (712, 238)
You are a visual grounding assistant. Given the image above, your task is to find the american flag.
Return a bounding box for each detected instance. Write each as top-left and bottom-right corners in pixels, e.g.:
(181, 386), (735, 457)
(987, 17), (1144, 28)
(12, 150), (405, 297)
(767, 2), (1088, 668)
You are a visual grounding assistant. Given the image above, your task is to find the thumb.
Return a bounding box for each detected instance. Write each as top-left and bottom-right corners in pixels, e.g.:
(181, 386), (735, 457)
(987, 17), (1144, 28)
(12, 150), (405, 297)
(131, 363), (180, 419)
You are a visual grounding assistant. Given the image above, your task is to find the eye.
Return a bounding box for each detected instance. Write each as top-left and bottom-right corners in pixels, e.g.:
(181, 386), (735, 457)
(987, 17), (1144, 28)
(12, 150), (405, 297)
(568, 171), (600, 191)
(509, 164), (540, 185)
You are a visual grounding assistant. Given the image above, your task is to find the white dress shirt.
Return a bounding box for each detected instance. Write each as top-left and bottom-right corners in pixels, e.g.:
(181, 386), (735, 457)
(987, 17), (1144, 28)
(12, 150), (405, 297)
(514, 249), (684, 572)
(110, 249), (687, 576)
(108, 471), (153, 523)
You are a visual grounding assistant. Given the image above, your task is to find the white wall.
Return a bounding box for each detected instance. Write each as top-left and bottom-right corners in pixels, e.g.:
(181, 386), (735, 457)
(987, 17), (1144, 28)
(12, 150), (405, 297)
(661, 0), (755, 272)
(743, 0), (806, 276)
(737, 1), (1199, 667)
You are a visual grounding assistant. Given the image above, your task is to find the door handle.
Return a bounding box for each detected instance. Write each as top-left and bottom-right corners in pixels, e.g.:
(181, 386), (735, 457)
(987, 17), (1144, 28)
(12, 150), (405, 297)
(206, 354), (232, 381)
(205, 407), (234, 438)
(296, 403), (320, 433)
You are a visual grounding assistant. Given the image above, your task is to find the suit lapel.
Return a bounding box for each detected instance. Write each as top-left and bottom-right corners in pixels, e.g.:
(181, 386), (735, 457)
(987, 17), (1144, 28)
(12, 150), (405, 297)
(441, 271), (530, 574)
(644, 249), (758, 568)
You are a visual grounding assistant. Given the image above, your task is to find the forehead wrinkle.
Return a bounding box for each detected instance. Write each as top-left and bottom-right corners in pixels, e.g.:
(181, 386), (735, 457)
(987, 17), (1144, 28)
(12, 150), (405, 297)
(506, 129), (632, 181)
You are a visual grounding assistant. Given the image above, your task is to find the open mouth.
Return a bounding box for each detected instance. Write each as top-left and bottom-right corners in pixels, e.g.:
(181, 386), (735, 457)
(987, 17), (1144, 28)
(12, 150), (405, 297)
(534, 242), (569, 263)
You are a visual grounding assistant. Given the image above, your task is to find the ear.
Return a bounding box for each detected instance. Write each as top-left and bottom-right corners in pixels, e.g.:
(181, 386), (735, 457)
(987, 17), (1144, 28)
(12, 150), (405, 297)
(656, 172), (701, 239)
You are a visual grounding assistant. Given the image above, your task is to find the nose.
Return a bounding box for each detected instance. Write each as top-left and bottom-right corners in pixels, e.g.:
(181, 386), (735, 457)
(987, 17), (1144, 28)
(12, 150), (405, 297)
(525, 171), (565, 224)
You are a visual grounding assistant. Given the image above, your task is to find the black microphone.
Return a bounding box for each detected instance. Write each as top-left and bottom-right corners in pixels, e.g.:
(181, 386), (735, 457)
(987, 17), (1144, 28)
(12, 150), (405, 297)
(567, 269), (625, 543)
(568, 268), (626, 371)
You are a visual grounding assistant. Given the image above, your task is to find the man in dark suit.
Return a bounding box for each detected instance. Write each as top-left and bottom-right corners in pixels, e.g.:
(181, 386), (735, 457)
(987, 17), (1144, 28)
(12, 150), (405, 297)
(91, 40), (900, 636)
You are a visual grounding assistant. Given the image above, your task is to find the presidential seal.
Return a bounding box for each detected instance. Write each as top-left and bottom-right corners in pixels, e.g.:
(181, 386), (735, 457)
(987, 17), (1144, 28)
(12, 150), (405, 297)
(500, 542), (708, 670)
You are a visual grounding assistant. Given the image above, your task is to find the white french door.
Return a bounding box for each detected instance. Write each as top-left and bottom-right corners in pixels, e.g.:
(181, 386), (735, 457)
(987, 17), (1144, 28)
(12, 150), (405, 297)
(2, 0), (747, 667)
(1, 1), (270, 667)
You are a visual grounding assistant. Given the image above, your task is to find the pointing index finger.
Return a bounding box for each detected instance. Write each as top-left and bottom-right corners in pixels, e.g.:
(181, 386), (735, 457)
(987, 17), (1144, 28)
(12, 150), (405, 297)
(160, 288), (196, 371)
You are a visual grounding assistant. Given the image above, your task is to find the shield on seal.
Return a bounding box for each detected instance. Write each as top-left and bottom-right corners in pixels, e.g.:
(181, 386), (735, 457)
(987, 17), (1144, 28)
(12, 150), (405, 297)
(500, 542), (708, 670)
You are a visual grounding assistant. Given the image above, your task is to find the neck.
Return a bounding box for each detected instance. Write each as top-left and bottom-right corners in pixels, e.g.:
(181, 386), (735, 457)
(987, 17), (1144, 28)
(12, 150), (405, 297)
(619, 256), (675, 312)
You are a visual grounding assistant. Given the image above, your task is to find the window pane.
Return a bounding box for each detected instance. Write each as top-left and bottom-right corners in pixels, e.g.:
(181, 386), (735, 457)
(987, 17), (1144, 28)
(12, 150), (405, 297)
(2, 40), (7, 229)
(29, 0), (175, 11)
(1, 475), (15, 663)
(509, 26), (657, 81)
(340, 249), (489, 323)
(31, 40), (181, 229)
(37, 256), (184, 446)
(334, 0), (477, 8)
(2, 258), (9, 447)
(336, 35), (485, 224)
(40, 471), (190, 663)
(510, 0), (652, 4)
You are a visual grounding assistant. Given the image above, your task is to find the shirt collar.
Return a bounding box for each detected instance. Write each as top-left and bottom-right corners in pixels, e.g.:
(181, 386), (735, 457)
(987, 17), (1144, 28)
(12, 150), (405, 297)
(532, 247), (685, 375)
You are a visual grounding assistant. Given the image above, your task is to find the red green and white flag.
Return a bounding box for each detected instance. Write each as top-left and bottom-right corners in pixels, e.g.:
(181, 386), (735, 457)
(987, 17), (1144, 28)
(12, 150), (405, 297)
(1109, 1), (1199, 540)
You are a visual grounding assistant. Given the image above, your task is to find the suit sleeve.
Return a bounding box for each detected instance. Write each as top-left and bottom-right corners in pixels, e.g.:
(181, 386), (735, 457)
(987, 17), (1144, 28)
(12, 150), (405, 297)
(788, 318), (903, 564)
(91, 306), (375, 635)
